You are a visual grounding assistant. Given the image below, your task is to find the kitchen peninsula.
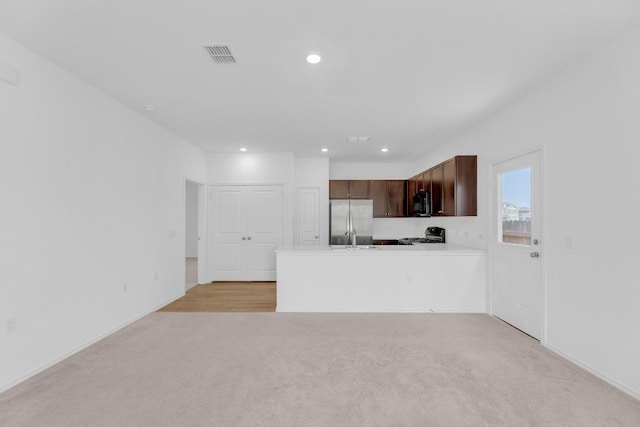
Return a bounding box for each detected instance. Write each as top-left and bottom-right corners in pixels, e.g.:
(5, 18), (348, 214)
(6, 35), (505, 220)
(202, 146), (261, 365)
(276, 244), (485, 313)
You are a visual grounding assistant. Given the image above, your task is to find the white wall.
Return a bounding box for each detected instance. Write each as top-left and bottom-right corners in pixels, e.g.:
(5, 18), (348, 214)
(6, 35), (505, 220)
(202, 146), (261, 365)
(185, 182), (199, 258)
(208, 152), (295, 185)
(0, 33), (207, 392)
(330, 162), (414, 180)
(295, 158), (330, 245)
(411, 29), (640, 397)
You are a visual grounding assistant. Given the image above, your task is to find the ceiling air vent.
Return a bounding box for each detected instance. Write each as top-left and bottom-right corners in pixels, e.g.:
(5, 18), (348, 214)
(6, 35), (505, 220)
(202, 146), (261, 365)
(202, 44), (236, 64)
(347, 136), (370, 143)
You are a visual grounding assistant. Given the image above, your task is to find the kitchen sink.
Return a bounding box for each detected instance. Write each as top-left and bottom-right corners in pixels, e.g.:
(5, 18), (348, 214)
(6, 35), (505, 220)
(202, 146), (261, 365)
(330, 245), (378, 251)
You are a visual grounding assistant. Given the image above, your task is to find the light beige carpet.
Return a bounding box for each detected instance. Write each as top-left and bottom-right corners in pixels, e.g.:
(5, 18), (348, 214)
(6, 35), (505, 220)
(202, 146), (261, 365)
(1, 313), (639, 426)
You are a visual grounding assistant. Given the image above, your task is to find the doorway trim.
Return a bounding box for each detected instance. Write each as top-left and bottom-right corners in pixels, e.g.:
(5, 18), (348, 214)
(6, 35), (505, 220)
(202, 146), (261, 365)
(489, 147), (547, 344)
(184, 178), (207, 286)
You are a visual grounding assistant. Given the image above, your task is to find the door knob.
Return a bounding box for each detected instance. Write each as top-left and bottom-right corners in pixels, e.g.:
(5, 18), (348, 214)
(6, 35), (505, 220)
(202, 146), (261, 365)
(242, 237), (246, 240)
(315, 236), (318, 239)
(247, 236), (252, 240)
(530, 252), (540, 258)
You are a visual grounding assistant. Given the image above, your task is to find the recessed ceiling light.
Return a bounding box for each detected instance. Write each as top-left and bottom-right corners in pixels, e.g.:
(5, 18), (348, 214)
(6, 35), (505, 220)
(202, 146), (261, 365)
(240, 147), (247, 152)
(143, 105), (156, 112)
(380, 148), (389, 152)
(321, 148), (329, 152)
(306, 54), (321, 64)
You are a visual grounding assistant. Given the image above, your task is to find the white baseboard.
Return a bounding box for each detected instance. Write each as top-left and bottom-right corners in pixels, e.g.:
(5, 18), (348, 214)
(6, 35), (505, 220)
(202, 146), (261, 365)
(543, 343), (640, 402)
(276, 307), (486, 313)
(0, 293), (183, 394)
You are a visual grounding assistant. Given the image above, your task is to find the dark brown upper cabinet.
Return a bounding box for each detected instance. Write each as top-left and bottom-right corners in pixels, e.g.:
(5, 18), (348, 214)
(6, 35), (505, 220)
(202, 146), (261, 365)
(407, 173), (422, 216)
(329, 180), (370, 199)
(430, 156), (477, 216)
(370, 181), (387, 217)
(330, 155), (476, 218)
(386, 180), (407, 217)
(423, 169), (433, 213)
(370, 180), (406, 218)
(430, 165), (443, 216)
(407, 155), (476, 217)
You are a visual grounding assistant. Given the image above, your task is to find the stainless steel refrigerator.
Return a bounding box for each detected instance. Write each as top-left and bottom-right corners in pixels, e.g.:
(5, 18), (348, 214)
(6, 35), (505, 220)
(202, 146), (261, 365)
(330, 199), (374, 246)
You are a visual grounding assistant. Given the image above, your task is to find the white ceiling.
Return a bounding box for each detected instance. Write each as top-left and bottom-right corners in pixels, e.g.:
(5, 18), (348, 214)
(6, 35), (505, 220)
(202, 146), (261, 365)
(1, 0), (639, 162)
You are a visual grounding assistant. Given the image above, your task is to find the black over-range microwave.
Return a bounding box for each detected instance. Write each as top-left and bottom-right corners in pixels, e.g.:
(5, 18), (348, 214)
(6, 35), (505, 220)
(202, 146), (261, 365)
(413, 190), (430, 217)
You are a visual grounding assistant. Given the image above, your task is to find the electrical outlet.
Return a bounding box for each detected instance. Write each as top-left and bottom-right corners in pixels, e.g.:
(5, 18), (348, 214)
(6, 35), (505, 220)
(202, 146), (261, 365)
(122, 282), (128, 293)
(168, 230), (177, 239)
(463, 231), (469, 238)
(154, 272), (159, 281)
(6, 316), (16, 334)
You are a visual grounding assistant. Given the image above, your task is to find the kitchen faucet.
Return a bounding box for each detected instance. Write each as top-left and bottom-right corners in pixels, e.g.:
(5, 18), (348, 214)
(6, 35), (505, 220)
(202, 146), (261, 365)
(345, 228), (357, 248)
(344, 213), (358, 248)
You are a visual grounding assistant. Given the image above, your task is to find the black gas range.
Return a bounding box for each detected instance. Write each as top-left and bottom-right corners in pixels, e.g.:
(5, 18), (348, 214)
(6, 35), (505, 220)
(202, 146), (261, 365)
(399, 227), (446, 245)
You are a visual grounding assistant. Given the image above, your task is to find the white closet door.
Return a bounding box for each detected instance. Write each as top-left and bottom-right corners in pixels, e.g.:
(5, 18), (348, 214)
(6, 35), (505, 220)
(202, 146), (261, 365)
(297, 188), (320, 246)
(211, 186), (246, 281)
(246, 186), (283, 281)
(210, 185), (283, 281)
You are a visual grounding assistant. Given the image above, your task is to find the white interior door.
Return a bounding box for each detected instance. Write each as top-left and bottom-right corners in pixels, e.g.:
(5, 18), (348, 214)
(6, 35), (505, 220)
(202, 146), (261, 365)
(492, 151), (543, 339)
(246, 186), (283, 281)
(211, 185), (283, 281)
(211, 187), (246, 281)
(297, 188), (320, 246)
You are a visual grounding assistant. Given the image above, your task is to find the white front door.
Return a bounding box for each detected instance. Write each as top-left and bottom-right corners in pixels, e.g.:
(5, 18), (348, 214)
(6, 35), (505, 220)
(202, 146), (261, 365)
(211, 185), (283, 281)
(491, 151), (543, 339)
(297, 188), (320, 246)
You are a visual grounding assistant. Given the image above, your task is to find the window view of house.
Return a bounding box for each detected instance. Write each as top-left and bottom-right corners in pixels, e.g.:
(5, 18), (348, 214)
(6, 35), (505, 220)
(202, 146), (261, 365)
(501, 167), (531, 245)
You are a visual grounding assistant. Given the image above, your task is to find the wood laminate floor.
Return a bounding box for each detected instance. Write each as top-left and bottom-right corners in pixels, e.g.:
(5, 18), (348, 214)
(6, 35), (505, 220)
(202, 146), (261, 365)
(158, 281), (276, 312)
(185, 257), (198, 291)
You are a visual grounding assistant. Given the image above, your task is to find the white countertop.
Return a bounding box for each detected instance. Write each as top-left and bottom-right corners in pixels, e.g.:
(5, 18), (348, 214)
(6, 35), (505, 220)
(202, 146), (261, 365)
(276, 243), (484, 256)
